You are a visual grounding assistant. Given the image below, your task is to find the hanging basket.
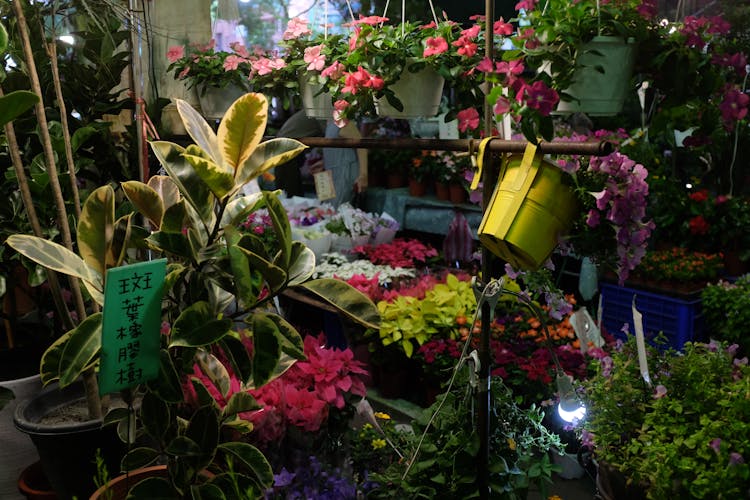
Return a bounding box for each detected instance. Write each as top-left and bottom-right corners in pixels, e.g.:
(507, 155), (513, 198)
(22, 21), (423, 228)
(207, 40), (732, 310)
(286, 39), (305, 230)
(555, 36), (637, 116)
(300, 75), (334, 119)
(478, 146), (578, 270)
(197, 84), (246, 120)
(375, 64), (445, 119)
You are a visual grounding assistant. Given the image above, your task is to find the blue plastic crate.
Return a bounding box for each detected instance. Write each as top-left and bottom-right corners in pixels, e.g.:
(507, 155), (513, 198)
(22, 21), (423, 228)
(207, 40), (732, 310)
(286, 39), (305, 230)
(599, 282), (704, 349)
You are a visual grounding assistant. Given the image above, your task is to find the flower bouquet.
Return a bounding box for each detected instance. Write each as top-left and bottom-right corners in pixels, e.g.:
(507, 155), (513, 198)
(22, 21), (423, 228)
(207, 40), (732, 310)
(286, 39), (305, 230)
(166, 40), (252, 94)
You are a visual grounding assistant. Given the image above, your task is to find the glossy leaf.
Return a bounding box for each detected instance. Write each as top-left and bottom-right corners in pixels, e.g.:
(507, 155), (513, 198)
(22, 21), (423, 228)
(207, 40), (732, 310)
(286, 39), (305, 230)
(175, 98), (222, 164)
(195, 349), (230, 398)
(297, 278), (381, 329)
(264, 192), (292, 268)
(146, 349), (184, 403)
(77, 185), (115, 277)
(219, 335), (253, 385)
(170, 302), (232, 348)
(256, 312), (304, 360)
(185, 406), (219, 467)
(222, 391), (260, 418)
(237, 248), (287, 294)
(217, 93), (267, 170)
(146, 232), (193, 260)
(221, 192), (264, 228)
(58, 313), (102, 387)
(166, 436), (202, 457)
(225, 226), (260, 308)
(111, 214), (134, 269)
(183, 153), (234, 199)
(0, 90), (38, 128)
(39, 331), (70, 385)
(218, 442), (273, 489)
(148, 175), (180, 211)
(141, 391), (172, 442)
(190, 377), (216, 407)
(251, 314), (281, 388)
(121, 447), (160, 470)
(150, 141), (214, 224)
(285, 242), (315, 286)
(235, 138), (307, 188)
(122, 180), (165, 229)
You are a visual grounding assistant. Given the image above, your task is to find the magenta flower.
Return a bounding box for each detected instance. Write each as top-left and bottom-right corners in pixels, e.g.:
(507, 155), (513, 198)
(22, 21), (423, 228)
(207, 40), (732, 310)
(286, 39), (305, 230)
(493, 18), (514, 36)
(452, 36), (478, 57)
(457, 107), (480, 132)
(710, 438), (722, 454)
(730, 453), (745, 466)
(653, 384), (667, 399)
(719, 87), (749, 130)
(524, 80), (559, 116)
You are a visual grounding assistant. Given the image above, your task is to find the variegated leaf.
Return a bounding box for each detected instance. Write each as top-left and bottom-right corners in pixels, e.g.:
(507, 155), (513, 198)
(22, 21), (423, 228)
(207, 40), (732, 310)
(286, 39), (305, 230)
(195, 349), (231, 398)
(235, 138), (307, 187)
(183, 153), (234, 199)
(122, 180), (165, 229)
(217, 93), (267, 170)
(77, 185), (114, 277)
(147, 175), (180, 210)
(175, 98), (222, 163)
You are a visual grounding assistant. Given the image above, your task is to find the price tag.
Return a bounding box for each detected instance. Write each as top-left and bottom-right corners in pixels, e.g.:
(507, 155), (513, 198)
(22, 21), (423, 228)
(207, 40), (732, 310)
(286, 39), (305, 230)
(632, 295), (652, 387)
(314, 170), (336, 201)
(99, 259), (166, 395)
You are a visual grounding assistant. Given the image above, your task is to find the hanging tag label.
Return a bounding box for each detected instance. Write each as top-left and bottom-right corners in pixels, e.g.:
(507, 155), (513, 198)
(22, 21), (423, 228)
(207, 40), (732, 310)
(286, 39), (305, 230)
(314, 170), (336, 201)
(99, 259), (167, 395)
(632, 295), (652, 387)
(571, 307), (604, 353)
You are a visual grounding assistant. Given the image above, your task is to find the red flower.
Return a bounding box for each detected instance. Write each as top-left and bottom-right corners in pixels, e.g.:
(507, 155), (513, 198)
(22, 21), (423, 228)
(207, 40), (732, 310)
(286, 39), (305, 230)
(689, 215), (710, 235)
(688, 189), (709, 203)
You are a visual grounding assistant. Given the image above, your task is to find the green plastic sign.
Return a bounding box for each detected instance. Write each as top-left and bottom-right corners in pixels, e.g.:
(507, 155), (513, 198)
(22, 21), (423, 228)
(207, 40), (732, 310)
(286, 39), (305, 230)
(99, 259), (167, 395)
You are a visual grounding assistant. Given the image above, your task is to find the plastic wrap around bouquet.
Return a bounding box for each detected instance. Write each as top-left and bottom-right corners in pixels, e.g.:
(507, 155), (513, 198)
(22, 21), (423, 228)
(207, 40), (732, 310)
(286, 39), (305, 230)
(478, 143), (578, 270)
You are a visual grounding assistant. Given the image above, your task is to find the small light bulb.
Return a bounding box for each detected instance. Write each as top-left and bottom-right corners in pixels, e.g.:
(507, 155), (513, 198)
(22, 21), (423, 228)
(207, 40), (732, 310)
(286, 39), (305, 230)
(686, 183), (693, 189)
(558, 403), (586, 423)
(58, 35), (75, 45)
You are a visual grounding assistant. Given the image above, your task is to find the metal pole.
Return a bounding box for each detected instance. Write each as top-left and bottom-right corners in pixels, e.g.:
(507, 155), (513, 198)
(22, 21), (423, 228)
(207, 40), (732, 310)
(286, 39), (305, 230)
(478, 1), (496, 497)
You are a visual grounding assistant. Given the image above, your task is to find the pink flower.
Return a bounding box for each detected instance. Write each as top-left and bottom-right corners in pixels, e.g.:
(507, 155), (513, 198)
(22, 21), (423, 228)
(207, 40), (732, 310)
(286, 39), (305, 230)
(333, 99), (350, 127)
(283, 17), (311, 40)
(457, 107), (480, 132)
(177, 67), (190, 79)
(166, 45), (184, 63)
(424, 36), (449, 57)
(461, 25), (481, 39)
(719, 87), (750, 130)
(476, 57), (496, 73)
(493, 96), (511, 115)
(321, 61), (345, 80)
(493, 18), (513, 36)
(303, 44), (326, 71)
(223, 54), (246, 71)
(452, 36), (477, 57)
(283, 386), (328, 432)
(496, 60), (524, 80)
(229, 42), (250, 59)
(653, 384), (667, 399)
(349, 15), (389, 26)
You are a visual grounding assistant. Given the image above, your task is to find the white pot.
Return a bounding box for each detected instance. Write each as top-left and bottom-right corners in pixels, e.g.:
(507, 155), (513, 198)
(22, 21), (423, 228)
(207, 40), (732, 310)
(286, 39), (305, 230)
(375, 65), (445, 118)
(300, 75), (334, 120)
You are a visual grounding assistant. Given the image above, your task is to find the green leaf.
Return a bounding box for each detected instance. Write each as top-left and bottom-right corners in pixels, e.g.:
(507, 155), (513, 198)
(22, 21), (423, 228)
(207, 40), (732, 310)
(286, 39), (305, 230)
(147, 175), (180, 211)
(0, 90), (38, 128)
(160, 199), (188, 233)
(217, 93), (267, 170)
(195, 349), (231, 398)
(175, 99), (222, 164)
(6, 235), (102, 295)
(297, 278), (380, 329)
(77, 185), (115, 277)
(122, 180), (165, 229)
(236, 248), (287, 294)
(190, 377), (216, 407)
(264, 192), (292, 268)
(166, 435), (202, 457)
(183, 153), (234, 199)
(219, 335), (253, 385)
(186, 406), (220, 462)
(221, 192), (264, 228)
(150, 141), (214, 224)
(225, 226), (261, 308)
(235, 138), (307, 188)
(59, 313), (102, 387)
(146, 349), (184, 403)
(222, 392), (260, 418)
(39, 331), (70, 385)
(190, 482), (226, 500)
(141, 391), (172, 442)
(126, 476), (176, 499)
(147, 231), (193, 260)
(218, 442), (274, 489)
(251, 314), (281, 388)
(286, 242), (315, 286)
(256, 312), (305, 360)
(121, 447), (160, 470)
(170, 302), (232, 348)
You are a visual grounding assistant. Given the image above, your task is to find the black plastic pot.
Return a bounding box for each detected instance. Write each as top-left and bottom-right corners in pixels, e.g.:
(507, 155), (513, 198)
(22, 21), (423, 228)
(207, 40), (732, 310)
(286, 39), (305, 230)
(13, 382), (125, 500)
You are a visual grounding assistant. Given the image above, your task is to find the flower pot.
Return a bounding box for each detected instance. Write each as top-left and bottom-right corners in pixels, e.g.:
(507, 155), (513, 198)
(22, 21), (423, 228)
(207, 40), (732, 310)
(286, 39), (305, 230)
(89, 465), (168, 500)
(478, 148), (578, 270)
(434, 181), (450, 201)
(197, 83), (246, 120)
(448, 183), (467, 205)
(17, 462), (56, 500)
(14, 382), (126, 499)
(300, 76), (334, 120)
(555, 36), (637, 116)
(386, 172), (407, 189)
(375, 66), (445, 118)
(408, 178), (427, 197)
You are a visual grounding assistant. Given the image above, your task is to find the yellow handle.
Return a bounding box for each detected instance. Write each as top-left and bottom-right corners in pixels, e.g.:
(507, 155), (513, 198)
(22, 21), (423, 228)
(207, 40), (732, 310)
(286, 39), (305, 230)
(470, 136), (497, 191)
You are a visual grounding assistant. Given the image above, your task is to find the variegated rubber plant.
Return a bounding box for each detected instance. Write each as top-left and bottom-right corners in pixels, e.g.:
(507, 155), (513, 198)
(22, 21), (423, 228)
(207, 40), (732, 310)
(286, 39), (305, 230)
(8, 93), (380, 497)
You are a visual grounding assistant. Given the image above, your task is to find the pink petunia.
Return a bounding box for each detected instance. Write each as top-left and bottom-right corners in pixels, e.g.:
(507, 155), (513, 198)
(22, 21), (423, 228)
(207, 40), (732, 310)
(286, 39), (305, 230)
(283, 17), (311, 40)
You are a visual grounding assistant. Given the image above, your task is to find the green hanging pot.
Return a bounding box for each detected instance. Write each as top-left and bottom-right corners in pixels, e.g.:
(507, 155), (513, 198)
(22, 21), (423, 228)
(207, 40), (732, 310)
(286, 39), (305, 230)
(478, 146), (578, 270)
(555, 36), (637, 116)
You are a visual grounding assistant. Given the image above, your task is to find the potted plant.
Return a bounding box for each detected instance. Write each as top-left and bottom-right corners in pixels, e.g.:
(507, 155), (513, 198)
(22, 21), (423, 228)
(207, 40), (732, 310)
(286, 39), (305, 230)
(8, 93), (380, 498)
(482, 0), (657, 142)
(580, 337), (750, 499)
(702, 275), (750, 356)
(166, 39), (254, 119)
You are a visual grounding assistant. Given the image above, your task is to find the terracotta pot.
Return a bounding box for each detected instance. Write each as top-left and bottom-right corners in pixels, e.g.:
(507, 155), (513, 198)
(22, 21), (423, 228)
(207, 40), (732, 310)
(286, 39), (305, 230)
(386, 172), (406, 189)
(434, 181), (450, 201)
(17, 462), (56, 500)
(89, 465), (168, 500)
(448, 183), (467, 204)
(408, 178), (427, 197)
